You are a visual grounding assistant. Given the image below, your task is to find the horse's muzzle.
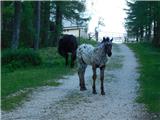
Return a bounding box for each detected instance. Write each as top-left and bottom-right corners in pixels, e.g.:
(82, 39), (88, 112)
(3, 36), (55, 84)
(108, 52), (112, 57)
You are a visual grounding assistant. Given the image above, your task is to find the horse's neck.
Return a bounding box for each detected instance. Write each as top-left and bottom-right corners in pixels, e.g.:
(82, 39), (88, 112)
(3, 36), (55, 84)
(94, 43), (106, 56)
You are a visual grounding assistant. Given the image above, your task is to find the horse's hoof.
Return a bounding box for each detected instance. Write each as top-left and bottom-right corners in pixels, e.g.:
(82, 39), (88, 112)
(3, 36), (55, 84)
(92, 91), (97, 94)
(101, 92), (105, 95)
(80, 87), (87, 91)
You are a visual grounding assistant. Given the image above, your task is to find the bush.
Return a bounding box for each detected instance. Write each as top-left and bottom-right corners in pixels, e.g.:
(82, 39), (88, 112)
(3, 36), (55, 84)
(2, 48), (42, 69)
(79, 38), (97, 46)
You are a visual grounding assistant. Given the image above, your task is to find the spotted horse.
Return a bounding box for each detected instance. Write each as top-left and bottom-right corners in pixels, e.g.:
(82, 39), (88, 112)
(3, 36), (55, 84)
(77, 37), (113, 95)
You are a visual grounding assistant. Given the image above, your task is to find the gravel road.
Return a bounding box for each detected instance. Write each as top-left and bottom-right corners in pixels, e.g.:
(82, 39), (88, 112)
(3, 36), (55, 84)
(2, 44), (159, 120)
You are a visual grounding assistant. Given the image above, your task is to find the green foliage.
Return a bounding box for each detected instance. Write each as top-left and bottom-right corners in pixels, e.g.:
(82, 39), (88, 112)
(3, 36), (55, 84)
(1, 1), (14, 48)
(20, 2), (35, 47)
(2, 1), (89, 49)
(127, 43), (160, 112)
(79, 38), (97, 46)
(39, 47), (64, 66)
(2, 48), (42, 70)
(52, 1), (88, 23)
(1, 90), (31, 111)
(125, 1), (160, 45)
(1, 47), (75, 111)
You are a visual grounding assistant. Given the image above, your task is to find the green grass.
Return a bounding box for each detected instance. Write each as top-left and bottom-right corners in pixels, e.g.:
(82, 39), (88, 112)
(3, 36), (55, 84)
(127, 43), (160, 112)
(1, 39), (97, 111)
(1, 47), (75, 111)
(1, 89), (32, 111)
(79, 38), (97, 46)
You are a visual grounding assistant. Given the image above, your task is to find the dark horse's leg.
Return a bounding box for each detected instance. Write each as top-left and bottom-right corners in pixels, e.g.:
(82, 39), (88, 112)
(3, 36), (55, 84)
(71, 51), (76, 68)
(65, 53), (68, 66)
(100, 65), (105, 95)
(78, 59), (87, 91)
(92, 65), (97, 94)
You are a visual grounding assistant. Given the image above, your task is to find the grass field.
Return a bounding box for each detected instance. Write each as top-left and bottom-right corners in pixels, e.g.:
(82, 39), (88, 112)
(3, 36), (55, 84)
(127, 43), (160, 112)
(1, 47), (75, 110)
(1, 39), (97, 111)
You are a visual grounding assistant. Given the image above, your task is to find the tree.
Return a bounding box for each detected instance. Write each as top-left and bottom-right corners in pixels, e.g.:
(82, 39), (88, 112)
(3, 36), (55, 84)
(2, 1), (89, 49)
(20, 1), (34, 48)
(54, 1), (63, 46)
(41, 1), (50, 47)
(51, 1), (88, 46)
(11, 1), (21, 49)
(152, 2), (160, 46)
(34, 1), (41, 50)
(125, 1), (160, 46)
(1, 1), (3, 30)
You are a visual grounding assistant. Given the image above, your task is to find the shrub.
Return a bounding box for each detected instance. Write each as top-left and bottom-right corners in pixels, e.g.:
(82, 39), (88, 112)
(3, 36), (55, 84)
(2, 48), (42, 69)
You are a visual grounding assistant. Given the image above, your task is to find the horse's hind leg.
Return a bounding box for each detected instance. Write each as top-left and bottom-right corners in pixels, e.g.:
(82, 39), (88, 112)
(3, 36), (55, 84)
(71, 52), (76, 68)
(78, 61), (87, 91)
(92, 65), (97, 94)
(100, 65), (105, 95)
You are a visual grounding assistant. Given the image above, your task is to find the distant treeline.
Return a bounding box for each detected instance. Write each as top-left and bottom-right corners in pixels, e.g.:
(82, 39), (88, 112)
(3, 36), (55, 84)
(125, 1), (160, 47)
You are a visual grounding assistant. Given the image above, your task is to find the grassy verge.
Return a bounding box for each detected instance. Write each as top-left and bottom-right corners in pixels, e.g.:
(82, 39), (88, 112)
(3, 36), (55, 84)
(1, 39), (97, 111)
(127, 43), (160, 112)
(1, 47), (75, 111)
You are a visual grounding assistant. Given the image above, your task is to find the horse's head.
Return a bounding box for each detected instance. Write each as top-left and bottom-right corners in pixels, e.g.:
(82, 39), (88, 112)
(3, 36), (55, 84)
(102, 37), (113, 57)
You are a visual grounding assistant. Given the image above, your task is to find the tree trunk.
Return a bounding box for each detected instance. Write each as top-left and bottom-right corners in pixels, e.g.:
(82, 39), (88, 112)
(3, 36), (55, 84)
(140, 26), (144, 41)
(11, 1), (21, 49)
(55, 1), (62, 46)
(1, 1), (3, 31)
(34, 1), (41, 50)
(44, 1), (50, 47)
(152, 2), (160, 47)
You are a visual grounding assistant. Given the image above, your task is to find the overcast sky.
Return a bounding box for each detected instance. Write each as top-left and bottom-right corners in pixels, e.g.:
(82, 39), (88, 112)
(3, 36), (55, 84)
(86, 0), (127, 37)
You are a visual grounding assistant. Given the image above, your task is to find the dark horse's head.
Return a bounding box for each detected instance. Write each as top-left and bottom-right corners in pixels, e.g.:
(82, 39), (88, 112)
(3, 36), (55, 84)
(102, 37), (113, 57)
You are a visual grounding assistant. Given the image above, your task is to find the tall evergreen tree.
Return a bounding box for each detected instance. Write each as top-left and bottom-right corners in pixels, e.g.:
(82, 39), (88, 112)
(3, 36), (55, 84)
(11, 1), (21, 49)
(125, 1), (160, 46)
(51, 1), (88, 46)
(41, 1), (50, 47)
(54, 1), (63, 46)
(34, 1), (41, 50)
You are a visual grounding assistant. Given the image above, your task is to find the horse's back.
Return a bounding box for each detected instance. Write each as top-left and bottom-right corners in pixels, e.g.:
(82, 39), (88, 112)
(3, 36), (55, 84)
(77, 44), (94, 65)
(58, 35), (78, 54)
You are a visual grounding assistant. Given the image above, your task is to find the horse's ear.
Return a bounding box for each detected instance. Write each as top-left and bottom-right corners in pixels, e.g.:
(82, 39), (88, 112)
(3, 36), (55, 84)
(110, 38), (113, 42)
(101, 37), (105, 43)
(103, 37), (105, 40)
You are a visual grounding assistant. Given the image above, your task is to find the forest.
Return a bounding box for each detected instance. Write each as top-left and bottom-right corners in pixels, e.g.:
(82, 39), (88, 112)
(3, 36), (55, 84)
(125, 1), (160, 47)
(1, 1), (88, 49)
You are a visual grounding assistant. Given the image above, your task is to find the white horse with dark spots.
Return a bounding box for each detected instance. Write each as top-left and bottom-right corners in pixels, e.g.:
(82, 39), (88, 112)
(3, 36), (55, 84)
(77, 37), (113, 95)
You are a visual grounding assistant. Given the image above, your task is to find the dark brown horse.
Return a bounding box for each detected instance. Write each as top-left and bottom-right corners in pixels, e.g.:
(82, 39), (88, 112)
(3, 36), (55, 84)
(58, 34), (78, 68)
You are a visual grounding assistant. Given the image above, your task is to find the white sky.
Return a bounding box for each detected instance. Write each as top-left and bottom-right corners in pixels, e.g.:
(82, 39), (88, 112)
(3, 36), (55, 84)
(86, 0), (127, 38)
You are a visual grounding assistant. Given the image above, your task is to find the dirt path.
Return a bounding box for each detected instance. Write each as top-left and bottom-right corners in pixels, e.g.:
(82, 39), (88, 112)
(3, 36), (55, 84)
(2, 44), (155, 120)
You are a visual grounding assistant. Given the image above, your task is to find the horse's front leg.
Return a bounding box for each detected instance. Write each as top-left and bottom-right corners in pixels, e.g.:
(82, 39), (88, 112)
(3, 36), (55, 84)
(100, 65), (105, 95)
(92, 65), (97, 94)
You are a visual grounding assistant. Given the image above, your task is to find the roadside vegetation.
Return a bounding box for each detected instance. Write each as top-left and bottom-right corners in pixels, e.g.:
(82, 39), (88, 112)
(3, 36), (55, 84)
(127, 43), (160, 112)
(1, 0), (93, 111)
(1, 39), (97, 111)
